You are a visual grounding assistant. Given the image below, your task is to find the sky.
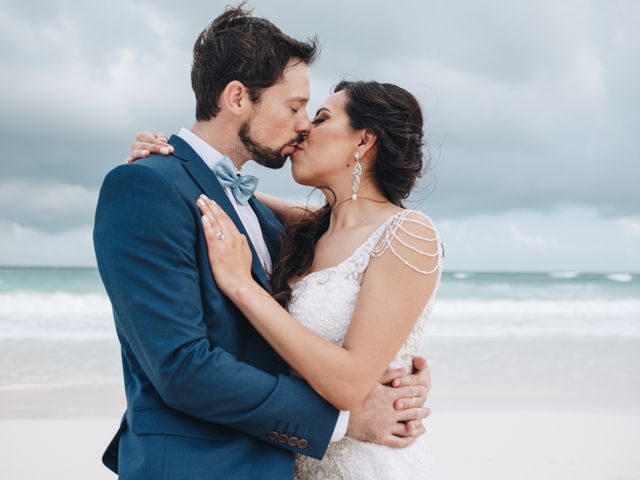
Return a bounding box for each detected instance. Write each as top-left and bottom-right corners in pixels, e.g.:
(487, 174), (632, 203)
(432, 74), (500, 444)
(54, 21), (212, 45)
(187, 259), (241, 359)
(0, 0), (638, 271)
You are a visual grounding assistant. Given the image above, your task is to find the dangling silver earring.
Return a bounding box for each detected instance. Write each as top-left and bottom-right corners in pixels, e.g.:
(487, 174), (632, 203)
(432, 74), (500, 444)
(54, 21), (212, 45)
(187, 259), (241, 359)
(351, 151), (362, 201)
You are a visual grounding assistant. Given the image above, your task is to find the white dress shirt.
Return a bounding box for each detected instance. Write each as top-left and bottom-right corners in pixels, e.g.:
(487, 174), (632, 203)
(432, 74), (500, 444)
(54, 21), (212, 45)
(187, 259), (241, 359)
(178, 128), (272, 273)
(178, 128), (349, 442)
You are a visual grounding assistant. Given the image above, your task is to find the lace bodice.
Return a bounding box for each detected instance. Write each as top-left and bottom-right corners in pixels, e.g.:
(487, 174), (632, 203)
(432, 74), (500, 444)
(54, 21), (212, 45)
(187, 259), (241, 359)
(288, 209), (442, 370)
(289, 209), (442, 480)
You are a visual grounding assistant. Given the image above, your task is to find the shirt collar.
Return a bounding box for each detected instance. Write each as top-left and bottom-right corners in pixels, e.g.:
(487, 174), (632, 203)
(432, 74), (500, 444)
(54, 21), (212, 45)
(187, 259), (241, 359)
(177, 127), (241, 174)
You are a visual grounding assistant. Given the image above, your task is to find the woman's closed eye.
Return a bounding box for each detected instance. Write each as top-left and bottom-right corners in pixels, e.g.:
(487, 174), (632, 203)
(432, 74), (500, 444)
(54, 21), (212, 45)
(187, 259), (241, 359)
(311, 117), (326, 126)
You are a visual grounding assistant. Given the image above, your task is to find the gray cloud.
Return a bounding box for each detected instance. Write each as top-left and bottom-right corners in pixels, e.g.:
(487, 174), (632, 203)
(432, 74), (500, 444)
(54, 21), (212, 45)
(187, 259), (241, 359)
(0, 180), (97, 232)
(0, 0), (638, 237)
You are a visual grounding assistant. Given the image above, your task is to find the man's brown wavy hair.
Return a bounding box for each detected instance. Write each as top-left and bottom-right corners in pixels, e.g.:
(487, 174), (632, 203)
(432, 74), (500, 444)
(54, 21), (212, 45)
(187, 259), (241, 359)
(191, 3), (319, 120)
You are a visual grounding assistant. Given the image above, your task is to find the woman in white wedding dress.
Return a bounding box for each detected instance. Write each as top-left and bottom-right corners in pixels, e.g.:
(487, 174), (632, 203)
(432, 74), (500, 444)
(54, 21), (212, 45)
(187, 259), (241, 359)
(192, 80), (443, 479)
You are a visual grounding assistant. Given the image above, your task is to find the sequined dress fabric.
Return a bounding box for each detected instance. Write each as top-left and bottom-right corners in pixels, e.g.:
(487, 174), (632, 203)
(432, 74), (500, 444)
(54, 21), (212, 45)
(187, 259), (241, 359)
(289, 210), (441, 480)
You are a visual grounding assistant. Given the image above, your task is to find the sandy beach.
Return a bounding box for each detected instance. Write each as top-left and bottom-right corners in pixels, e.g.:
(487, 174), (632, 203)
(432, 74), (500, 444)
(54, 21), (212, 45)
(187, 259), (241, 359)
(1, 402), (639, 479)
(2, 269), (639, 479)
(2, 339), (639, 480)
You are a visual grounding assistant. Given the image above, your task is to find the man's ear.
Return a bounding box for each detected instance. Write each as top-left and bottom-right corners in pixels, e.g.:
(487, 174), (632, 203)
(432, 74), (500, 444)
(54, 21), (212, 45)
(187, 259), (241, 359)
(220, 80), (250, 116)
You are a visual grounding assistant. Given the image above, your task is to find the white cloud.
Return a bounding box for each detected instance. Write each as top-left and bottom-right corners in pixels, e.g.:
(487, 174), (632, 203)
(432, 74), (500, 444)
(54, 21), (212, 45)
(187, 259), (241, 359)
(436, 207), (640, 272)
(0, 180), (96, 211)
(507, 225), (560, 250)
(0, 180), (98, 232)
(0, 221), (95, 267)
(1, 2), (193, 138)
(616, 217), (640, 239)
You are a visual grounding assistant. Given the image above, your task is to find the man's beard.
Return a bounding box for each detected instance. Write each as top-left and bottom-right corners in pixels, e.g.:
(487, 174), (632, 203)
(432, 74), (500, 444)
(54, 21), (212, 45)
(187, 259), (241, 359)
(239, 121), (304, 170)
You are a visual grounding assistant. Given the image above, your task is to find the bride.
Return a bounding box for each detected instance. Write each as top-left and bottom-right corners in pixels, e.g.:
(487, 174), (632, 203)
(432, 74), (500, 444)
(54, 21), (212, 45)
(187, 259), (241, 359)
(131, 80), (442, 479)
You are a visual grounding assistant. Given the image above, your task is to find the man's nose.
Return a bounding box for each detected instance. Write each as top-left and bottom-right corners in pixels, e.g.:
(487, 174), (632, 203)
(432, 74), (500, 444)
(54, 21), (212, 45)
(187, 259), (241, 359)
(296, 112), (312, 135)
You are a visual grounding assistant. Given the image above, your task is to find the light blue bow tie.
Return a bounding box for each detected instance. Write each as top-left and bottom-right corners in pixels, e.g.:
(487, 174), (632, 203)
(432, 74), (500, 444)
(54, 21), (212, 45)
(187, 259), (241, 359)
(213, 156), (258, 205)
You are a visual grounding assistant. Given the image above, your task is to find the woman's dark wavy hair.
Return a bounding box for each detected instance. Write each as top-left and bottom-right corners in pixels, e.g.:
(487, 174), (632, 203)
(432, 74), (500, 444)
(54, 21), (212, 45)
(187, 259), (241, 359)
(270, 80), (426, 306)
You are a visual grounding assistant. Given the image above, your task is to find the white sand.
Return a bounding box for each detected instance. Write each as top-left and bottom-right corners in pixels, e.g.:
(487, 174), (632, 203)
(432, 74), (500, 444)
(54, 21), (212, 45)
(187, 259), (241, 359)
(1, 411), (639, 479)
(2, 335), (639, 479)
(427, 411), (640, 480)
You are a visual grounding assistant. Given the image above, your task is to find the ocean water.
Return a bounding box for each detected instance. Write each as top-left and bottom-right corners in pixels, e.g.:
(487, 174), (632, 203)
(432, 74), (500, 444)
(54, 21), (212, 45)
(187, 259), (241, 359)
(1, 267), (639, 393)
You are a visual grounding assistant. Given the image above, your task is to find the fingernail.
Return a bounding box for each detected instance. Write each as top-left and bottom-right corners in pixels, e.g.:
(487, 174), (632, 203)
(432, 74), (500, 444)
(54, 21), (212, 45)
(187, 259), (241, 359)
(169, 146), (174, 152)
(393, 380), (400, 387)
(201, 194), (209, 200)
(202, 215), (209, 223)
(197, 199), (205, 207)
(398, 401), (404, 408)
(160, 147), (169, 155)
(142, 150), (149, 156)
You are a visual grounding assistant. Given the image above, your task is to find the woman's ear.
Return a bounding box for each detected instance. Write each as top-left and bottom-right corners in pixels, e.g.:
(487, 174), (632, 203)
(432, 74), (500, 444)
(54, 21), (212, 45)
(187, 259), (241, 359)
(357, 129), (378, 159)
(220, 80), (249, 116)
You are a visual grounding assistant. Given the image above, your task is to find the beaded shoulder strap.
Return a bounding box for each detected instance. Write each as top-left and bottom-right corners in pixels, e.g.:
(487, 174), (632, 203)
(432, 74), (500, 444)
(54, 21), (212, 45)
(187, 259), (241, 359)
(370, 210), (442, 275)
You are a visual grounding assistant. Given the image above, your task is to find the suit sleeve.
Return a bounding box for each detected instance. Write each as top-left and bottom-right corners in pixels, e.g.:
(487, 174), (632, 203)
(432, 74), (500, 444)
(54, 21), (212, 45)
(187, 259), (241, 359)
(93, 163), (338, 459)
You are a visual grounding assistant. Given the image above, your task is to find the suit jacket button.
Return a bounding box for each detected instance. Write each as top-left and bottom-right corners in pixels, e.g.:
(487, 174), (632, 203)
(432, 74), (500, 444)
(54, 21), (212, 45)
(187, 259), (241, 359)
(287, 436), (299, 447)
(268, 431), (279, 441)
(278, 433), (288, 443)
(298, 439), (309, 449)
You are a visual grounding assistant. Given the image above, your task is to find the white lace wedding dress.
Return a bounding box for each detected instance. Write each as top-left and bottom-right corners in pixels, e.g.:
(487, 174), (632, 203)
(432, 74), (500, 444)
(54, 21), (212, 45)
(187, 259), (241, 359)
(288, 210), (442, 480)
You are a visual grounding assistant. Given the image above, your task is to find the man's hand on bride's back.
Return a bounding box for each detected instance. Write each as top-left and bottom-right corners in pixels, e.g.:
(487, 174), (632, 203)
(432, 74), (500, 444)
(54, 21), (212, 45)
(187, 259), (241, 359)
(126, 131), (174, 163)
(388, 356), (431, 436)
(346, 356), (431, 448)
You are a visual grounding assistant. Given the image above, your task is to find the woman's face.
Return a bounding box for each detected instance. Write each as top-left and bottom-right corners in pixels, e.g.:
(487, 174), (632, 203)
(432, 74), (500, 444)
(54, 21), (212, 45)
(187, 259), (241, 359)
(290, 90), (362, 188)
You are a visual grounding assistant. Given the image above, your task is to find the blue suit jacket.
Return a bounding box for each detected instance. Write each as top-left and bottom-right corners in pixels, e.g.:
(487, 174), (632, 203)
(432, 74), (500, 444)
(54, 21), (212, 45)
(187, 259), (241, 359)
(93, 135), (339, 479)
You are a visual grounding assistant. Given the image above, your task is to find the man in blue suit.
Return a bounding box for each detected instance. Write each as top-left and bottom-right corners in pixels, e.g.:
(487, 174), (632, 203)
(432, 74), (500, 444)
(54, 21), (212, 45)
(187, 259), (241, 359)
(94, 5), (430, 479)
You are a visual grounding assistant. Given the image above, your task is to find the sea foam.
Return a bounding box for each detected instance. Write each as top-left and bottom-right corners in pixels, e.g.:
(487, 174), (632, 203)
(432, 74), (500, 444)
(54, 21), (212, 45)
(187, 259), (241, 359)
(1, 291), (638, 340)
(428, 298), (640, 338)
(549, 272), (579, 279)
(606, 273), (633, 283)
(453, 272), (473, 280)
(0, 291), (114, 340)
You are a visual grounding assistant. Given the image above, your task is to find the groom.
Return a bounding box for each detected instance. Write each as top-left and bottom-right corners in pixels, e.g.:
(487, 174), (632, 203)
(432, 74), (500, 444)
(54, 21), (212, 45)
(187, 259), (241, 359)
(94, 5), (430, 479)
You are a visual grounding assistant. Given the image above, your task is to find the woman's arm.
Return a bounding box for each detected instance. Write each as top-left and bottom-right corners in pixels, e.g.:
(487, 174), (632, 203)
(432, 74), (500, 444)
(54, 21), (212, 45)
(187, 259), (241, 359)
(125, 133), (318, 225)
(198, 197), (441, 411)
(254, 192), (319, 225)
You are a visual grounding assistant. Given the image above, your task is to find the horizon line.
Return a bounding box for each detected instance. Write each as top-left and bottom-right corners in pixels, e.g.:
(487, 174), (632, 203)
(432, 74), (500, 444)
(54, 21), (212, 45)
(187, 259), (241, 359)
(0, 265), (637, 275)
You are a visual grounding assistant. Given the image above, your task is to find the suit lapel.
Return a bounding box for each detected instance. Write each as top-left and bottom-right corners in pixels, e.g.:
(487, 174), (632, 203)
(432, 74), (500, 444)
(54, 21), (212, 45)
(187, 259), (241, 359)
(170, 135), (271, 291)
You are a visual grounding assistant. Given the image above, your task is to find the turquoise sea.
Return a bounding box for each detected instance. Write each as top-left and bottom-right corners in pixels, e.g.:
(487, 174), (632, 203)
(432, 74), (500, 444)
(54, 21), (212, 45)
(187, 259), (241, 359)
(1, 267), (639, 400)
